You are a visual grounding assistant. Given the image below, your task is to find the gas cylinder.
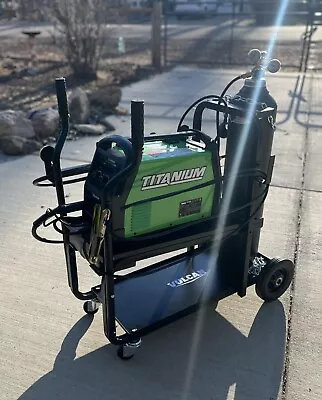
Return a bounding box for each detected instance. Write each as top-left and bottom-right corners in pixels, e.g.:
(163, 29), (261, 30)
(222, 49), (281, 289)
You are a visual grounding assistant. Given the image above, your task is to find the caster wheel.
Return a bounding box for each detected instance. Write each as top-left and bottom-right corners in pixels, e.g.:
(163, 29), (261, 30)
(255, 258), (295, 302)
(117, 339), (142, 360)
(117, 345), (134, 360)
(83, 300), (100, 315)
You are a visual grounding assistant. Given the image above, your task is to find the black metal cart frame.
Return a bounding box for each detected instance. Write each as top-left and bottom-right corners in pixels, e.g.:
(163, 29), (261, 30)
(32, 78), (294, 357)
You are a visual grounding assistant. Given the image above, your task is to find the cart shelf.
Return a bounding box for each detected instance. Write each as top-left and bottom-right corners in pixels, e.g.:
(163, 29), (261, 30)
(110, 250), (235, 334)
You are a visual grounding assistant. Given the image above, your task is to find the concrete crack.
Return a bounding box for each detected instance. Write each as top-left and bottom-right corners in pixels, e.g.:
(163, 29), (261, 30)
(281, 73), (311, 399)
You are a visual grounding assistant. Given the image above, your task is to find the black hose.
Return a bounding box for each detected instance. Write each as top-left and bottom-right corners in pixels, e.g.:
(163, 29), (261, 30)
(177, 95), (228, 132)
(215, 75), (243, 152)
(220, 75), (243, 98)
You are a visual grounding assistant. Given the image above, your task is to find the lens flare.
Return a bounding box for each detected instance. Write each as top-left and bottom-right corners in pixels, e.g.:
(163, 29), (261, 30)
(181, 2), (290, 398)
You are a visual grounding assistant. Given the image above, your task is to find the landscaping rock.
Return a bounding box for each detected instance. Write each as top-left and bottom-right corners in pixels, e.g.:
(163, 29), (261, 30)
(69, 88), (90, 124)
(27, 108), (59, 139)
(1, 58), (17, 70)
(73, 124), (106, 136)
(88, 85), (122, 110)
(0, 110), (35, 139)
(0, 136), (41, 155)
(99, 117), (115, 132)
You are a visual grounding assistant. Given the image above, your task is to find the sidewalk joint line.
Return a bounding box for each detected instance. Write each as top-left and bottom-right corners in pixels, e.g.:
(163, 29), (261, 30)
(281, 72), (311, 399)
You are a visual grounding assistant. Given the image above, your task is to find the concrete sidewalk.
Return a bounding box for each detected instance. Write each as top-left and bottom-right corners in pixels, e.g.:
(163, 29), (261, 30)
(0, 67), (321, 400)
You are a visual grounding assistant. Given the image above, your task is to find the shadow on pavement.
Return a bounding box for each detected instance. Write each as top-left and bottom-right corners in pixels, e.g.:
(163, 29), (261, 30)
(277, 72), (322, 130)
(276, 73), (304, 127)
(19, 300), (286, 400)
(294, 73), (322, 129)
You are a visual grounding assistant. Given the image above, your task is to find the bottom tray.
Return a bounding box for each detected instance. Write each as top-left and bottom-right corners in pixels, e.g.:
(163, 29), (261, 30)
(113, 250), (236, 334)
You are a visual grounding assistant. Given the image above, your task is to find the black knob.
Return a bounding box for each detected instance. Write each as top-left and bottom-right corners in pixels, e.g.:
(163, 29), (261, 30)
(40, 145), (55, 179)
(40, 145), (54, 163)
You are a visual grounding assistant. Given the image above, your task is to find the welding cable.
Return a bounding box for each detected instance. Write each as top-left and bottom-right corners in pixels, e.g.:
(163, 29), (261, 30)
(33, 212), (89, 243)
(177, 95), (228, 132)
(32, 201), (85, 244)
(177, 71), (250, 133)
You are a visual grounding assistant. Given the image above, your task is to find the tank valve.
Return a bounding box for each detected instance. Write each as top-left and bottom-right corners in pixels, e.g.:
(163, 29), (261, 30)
(247, 48), (281, 76)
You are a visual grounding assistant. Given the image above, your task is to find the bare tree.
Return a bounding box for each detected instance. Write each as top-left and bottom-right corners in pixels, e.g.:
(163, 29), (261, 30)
(48, 0), (108, 80)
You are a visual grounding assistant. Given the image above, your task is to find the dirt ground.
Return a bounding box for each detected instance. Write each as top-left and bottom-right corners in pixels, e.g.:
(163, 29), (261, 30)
(0, 34), (155, 113)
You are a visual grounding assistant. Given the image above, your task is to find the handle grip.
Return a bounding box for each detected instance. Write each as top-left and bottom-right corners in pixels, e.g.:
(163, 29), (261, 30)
(55, 78), (69, 125)
(52, 77), (70, 205)
(53, 77), (70, 162)
(131, 100), (144, 166)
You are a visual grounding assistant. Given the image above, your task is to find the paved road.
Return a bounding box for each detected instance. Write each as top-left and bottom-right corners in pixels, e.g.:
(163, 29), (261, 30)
(2, 17), (321, 69)
(0, 67), (321, 399)
(0, 17), (319, 42)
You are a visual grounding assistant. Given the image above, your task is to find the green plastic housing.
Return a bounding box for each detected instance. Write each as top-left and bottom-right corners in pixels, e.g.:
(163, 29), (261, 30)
(124, 139), (215, 238)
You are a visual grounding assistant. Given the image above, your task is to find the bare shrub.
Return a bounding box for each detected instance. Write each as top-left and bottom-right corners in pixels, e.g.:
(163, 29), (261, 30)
(48, 0), (108, 80)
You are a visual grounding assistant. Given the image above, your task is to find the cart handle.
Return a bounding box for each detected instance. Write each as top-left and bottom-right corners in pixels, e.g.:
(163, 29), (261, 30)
(192, 100), (275, 131)
(142, 130), (214, 149)
(49, 78), (70, 206)
(54, 78), (69, 163)
(130, 100), (144, 167)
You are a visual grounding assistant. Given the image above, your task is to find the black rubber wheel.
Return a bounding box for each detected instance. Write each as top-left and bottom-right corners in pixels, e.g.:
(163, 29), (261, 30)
(255, 258), (295, 302)
(117, 345), (134, 361)
(83, 300), (99, 315)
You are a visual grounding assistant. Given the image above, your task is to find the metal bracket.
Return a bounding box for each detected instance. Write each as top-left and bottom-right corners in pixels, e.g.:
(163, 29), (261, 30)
(265, 155), (275, 185)
(248, 255), (267, 277)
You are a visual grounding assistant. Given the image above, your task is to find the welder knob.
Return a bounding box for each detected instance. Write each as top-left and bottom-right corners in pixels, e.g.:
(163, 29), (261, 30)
(267, 58), (281, 73)
(248, 48), (261, 65)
